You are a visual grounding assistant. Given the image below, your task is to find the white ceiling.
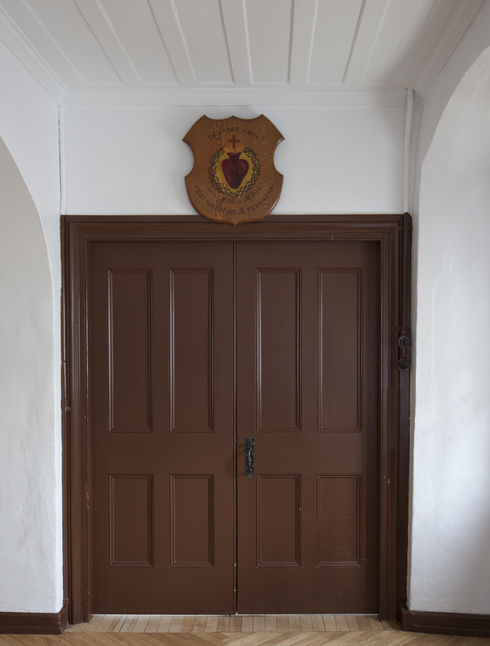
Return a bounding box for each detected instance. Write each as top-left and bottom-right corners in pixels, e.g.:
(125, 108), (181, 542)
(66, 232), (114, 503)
(0, 0), (485, 106)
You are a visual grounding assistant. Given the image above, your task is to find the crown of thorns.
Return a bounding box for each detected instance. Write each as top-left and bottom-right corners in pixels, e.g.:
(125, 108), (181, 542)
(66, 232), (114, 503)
(208, 148), (261, 198)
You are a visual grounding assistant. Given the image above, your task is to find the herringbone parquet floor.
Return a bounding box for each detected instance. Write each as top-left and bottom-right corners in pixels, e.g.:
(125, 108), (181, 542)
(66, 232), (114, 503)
(0, 628), (489, 646)
(1, 615), (489, 646)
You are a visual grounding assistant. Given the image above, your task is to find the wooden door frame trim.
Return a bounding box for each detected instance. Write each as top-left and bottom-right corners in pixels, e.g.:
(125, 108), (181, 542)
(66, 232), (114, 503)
(61, 213), (411, 624)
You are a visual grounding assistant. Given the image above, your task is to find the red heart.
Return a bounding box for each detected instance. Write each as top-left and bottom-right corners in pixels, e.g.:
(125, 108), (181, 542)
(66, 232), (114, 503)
(222, 153), (249, 189)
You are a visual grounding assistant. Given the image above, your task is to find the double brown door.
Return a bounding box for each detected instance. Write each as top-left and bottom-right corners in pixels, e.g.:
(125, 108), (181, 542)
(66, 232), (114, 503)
(89, 240), (380, 614)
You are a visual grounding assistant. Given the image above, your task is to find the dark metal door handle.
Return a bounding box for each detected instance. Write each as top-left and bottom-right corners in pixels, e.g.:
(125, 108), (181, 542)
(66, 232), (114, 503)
(245, 437), (255, 478)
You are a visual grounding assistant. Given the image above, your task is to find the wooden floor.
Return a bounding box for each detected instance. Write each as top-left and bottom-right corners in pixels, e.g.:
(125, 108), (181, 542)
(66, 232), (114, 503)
(1, 626), (490, 646)
(67, 615), (396, 634)
(1, 616), (490, 646)
(1, 630), (489, 646)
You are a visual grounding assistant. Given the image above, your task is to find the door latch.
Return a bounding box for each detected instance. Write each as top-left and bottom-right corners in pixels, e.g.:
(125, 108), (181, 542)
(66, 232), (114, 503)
(245, 437), (255, 478)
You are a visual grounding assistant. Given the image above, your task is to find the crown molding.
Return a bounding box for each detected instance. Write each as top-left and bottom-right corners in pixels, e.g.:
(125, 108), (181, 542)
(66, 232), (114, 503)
(415, 0), (486, 98)
(62, 86), (407, 108)
(0, 5), (67, 104)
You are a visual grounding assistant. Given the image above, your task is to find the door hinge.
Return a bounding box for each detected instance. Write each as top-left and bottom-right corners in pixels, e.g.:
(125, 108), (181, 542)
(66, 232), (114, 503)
(397, 335), (411, 371)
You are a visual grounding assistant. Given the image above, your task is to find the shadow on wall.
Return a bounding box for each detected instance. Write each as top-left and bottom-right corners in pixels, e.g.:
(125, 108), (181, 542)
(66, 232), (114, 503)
(0, 136), (59, 612)
(410, 46), (490, 614)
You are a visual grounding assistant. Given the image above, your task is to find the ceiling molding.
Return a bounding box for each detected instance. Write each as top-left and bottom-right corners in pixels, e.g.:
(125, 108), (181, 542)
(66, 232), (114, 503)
(61, 86), (407, 108)
(415, 0), (486, 98)
(0, 4), (66, 103)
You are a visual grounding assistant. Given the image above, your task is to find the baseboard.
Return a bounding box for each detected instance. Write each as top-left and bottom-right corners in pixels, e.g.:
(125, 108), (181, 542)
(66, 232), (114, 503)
(0, 605), (67, 634)
(401, 608), (490, 637)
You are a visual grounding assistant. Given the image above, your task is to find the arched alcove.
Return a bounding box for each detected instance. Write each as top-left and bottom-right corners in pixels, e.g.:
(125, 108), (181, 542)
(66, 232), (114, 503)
(0, 136), (60, 612)
(410, 46), (490, 613)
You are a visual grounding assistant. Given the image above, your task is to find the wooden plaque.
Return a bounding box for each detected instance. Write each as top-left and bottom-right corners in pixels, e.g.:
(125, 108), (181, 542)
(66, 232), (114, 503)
(183, 114), (284, 225)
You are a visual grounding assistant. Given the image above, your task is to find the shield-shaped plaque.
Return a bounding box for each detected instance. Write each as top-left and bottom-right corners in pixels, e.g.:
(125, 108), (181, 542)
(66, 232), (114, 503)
(183, 114), (284, 225)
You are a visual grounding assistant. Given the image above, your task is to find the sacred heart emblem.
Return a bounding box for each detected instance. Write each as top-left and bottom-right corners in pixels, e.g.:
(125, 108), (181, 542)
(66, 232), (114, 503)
(183, 115), (284, 225)
(222, 153), (249, 189)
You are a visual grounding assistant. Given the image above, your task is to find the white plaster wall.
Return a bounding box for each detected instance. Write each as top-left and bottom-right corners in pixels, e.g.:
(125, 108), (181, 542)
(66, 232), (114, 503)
(0, 40), (61, 282)
(413, 1), (490, 182)
(0, 41), (62, 612)
(0, 137), (60, 612)
(63, 105), (405, 215)
(410, 43), (490, 613)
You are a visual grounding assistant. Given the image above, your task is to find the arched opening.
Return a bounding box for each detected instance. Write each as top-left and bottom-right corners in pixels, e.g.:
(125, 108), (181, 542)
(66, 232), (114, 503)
(0, 136), (60, 612)
(411, 46), (490, 613)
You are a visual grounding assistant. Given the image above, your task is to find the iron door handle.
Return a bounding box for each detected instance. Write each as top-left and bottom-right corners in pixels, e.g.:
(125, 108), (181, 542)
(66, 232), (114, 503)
(245, 437), (255, 478)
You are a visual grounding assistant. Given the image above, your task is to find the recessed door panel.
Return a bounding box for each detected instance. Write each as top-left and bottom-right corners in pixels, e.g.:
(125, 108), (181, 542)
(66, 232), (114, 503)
(109, 474), (153, 566)
(170, 269), (214, 432)
(257, 270), (301, 432)
(170, 474), (214, 567)
(317, 475), (361, 566)
(319, 269), (362, 432)
(257, 475), (301, 566)
(108, 270), (152, 433)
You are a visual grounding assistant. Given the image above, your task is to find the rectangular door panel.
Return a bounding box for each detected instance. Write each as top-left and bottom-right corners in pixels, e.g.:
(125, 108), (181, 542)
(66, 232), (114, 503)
(319, 269), (362, 432)
(109, 474), (153, 566)
(257, 475), (300, 567)
(317, 474), (361, 566)
(237, 241), (380, 614)
(257, 270), (301, 432)
(90, 242), (234, 614)
(170, 269), (214, 432)
(109, 269), (152, 433)
(170, 474), (214, 567)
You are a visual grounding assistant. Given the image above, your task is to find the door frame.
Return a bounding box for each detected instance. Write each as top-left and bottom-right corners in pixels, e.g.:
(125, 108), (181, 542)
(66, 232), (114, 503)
(62, 213), (411, 624)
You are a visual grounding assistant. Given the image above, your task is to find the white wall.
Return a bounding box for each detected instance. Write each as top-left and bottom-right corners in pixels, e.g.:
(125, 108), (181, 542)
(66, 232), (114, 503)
(0, 41), (62, 612)
(0, 135), (60, 612)
(63, 105), (405, 215)
(410, 4), (490, 613)
(413, 0), (490, 180)
(0, 40), (61, 282)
